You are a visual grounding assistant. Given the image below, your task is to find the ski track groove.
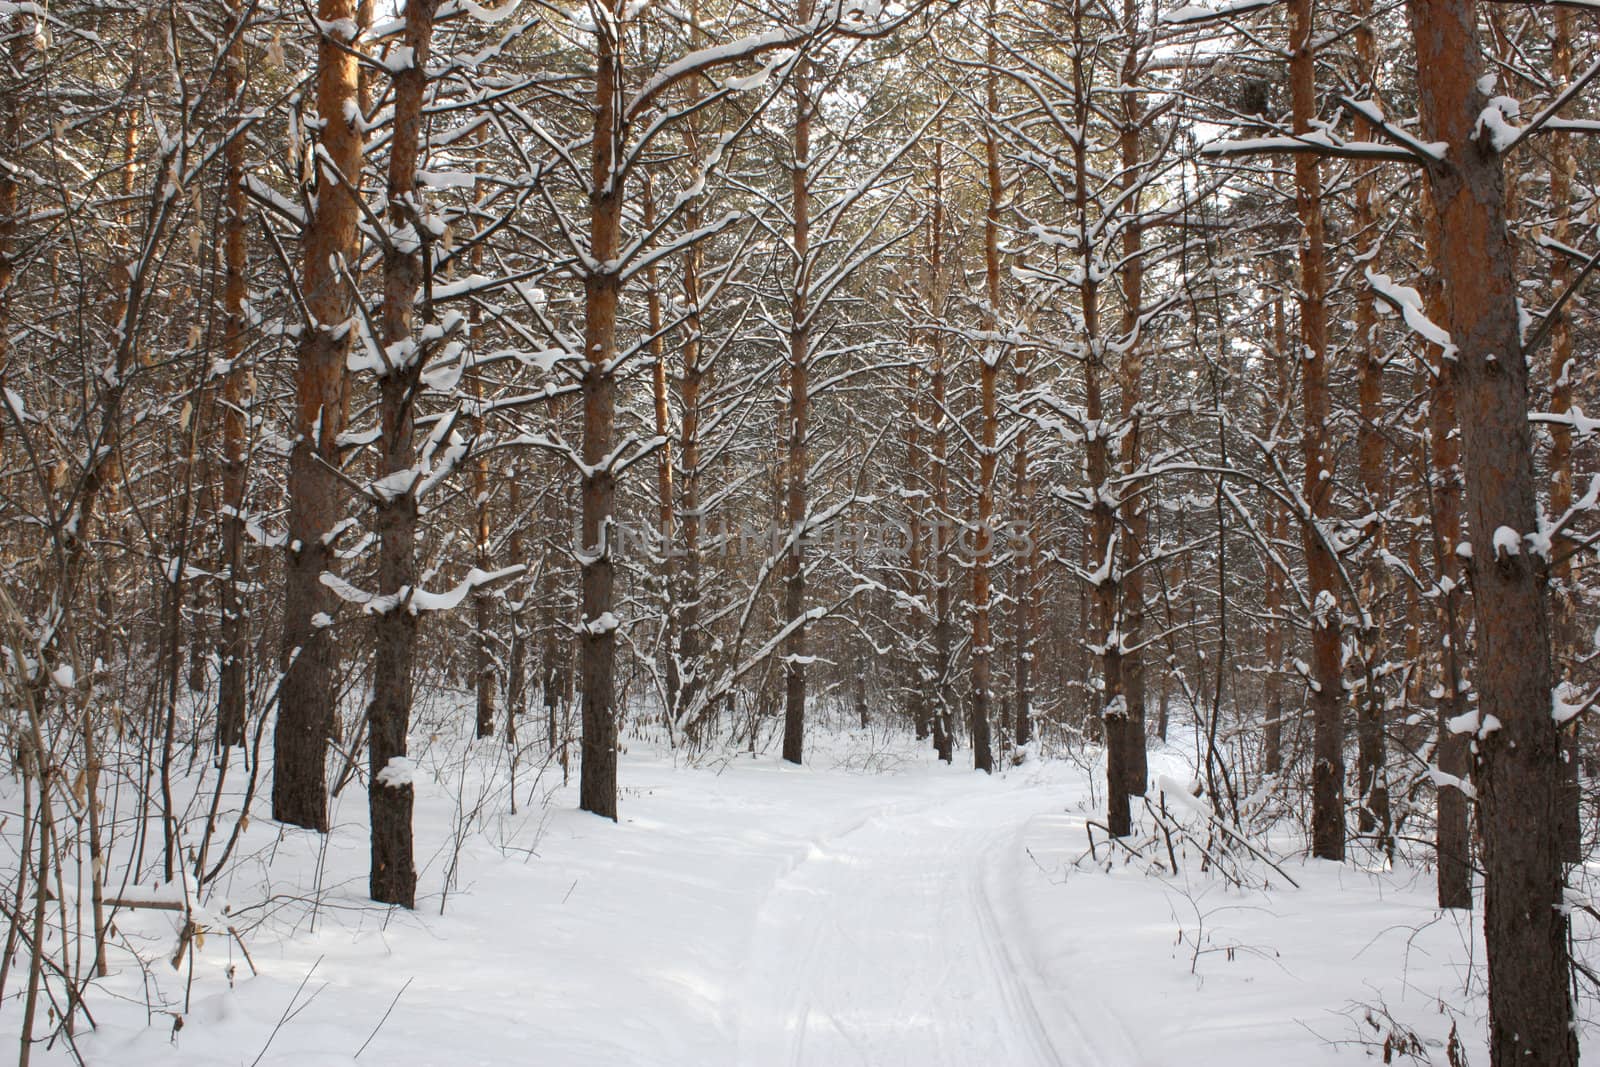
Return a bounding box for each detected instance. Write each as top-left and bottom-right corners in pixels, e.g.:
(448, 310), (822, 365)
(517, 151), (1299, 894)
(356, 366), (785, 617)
(734, 784), (1106, 1066)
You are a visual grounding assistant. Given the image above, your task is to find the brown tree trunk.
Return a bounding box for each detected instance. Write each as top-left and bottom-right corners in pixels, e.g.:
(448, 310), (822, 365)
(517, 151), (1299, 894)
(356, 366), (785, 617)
(676, 237), (705, 736)
(1011, 344), (1034, 750)
(643, 176), (680, 724)
(780, 0), (816, 766)
(506, 475), (527, 734)
(1288, 0), (1344, 861)
(906, 345), (929, 741)
(1071, 18), (1127, 833)
(470, 426), (495, 739)
(216, 0), (250, 748)
(542, 449), (565, 756)
(1408, 0), (1574, 1058)
(928, 141), (954, 765)
(1263, 296), (1290, 776)
(579, 0), (625, 818)
(470, 129), (496, 741)
(275, 0), (363, 832)
(1420, 187), (1473, 911)
(1547, 10), (1581, 866)
(1117, 0), (1147, 793)
(368, 0), (438, 908)
(1351, 0), (1389, 845)
(970, 29), (1002, 777)
(668, 0), (708, 745)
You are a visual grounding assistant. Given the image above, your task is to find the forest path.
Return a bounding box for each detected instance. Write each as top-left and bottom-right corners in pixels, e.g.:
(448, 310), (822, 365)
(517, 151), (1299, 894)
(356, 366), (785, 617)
(732, 773), (1135, 1066)
(68, 734), (1146, 1067)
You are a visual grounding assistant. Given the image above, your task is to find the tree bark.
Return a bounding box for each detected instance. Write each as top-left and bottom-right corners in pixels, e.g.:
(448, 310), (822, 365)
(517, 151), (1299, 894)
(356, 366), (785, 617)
(644, 176), (678, 725)
(1263, 295), (1290, 776)
(368, 0), (438, 908)
(1071, 14), (1127, 833)
(906, 341), (929, 741)
(578, 0), (625, 819)
(970, 24), (1002, 777)
(1288, 0), (1344, 861)
(1351, 0), (1389, 846)
(275, 0), (363, 833)
(928, 141), (954, 764)
(1408, 0), (1575, 1058)
(470, 128), (496, 741)
(216, 0), (250, 749)
(1420, 186), (1473, 911)
(780, 0), (816, 766)
(1117, 0), (1147, 795)
(1547, 9), (1581, 866)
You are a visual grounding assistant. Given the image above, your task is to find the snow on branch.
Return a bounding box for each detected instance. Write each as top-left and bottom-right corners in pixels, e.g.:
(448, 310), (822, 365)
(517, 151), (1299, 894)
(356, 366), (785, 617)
(1364, 269), (1456, 361)
(1159, 0), (1277, 25)
(1337, 97), (1445, 163)
(321, 565), (526, 616)
(1201, 128), (1425, 164)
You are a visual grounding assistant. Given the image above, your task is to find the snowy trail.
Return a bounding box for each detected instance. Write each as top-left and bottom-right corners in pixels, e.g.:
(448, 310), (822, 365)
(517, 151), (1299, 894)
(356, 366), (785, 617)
(49, 737), (1496, 1066)
(68, 742), (1123, 1067)
(734, 785), (1126, 1066)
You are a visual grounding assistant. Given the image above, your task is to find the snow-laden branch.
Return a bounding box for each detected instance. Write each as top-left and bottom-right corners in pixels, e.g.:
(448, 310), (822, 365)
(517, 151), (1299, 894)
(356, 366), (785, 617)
(321, 565), (526, 616)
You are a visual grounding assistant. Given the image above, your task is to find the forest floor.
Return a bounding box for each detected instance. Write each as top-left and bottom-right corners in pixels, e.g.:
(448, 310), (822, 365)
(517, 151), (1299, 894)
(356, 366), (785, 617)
(12, 710), (1578, 1066)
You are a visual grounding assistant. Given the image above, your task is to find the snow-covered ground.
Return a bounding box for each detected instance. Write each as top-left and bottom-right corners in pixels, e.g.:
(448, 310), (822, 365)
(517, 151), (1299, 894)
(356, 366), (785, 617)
(6, 715), (1573, 1065)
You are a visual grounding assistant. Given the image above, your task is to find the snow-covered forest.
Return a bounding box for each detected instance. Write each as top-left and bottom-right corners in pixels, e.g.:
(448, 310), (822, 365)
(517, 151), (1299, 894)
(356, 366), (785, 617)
(0, 0), (1596, 1062)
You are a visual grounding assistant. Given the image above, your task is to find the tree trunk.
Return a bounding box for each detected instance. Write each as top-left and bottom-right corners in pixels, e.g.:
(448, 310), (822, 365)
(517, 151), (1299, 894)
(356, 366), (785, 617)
(506, 476), (527, 734)
(470, 126), (496, 741)
(676, 235), (705, 736)
(928, 141), (954, 765)
(542, 452), (564, 755)
(1288, 0), (1344, 861)
(970, 30), (1002, 777)
(1408, 0), (1575, 1058)
(1420, 186), (1472, 911)
(1263, 297), (1289, 776)
(644, 176), (678, 723)
(275, 0), (363, 833)
(578, 0), (625, 819)
(1072, 18), (1127, 833)
(1547, 9), (1581, 866)
(906, 350), (929, 741)
(1117, 0), (1147, 792)
(1351, 0), (1389, 846)
(1012, 341), (1034, 750)
(216, 0), (250, 749)
(781, 0), (816, 766)
(368, 0), (437, 908)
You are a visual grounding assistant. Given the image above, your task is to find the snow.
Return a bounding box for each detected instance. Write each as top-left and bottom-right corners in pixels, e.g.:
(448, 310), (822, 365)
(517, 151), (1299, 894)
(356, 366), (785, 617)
(376, 756), (416, 788)
(1493, 524), (1521, 558)
(1476, 95), (1524, 151)
(1427, 766), (1477, 799)
(1365, 269), (1456, 358)
(1159, 0), (1275, 23)
(408, 565), (524, 612)
(3, 716), (1583, 1067)
(1555, 684), (1588, 726)
(4, 385), (27, 421)
(582, 610), (621, 636)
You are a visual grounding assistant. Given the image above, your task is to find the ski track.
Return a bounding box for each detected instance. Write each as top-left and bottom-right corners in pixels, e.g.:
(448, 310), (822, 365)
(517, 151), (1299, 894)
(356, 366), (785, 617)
(734, 784), (1108, 1066)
